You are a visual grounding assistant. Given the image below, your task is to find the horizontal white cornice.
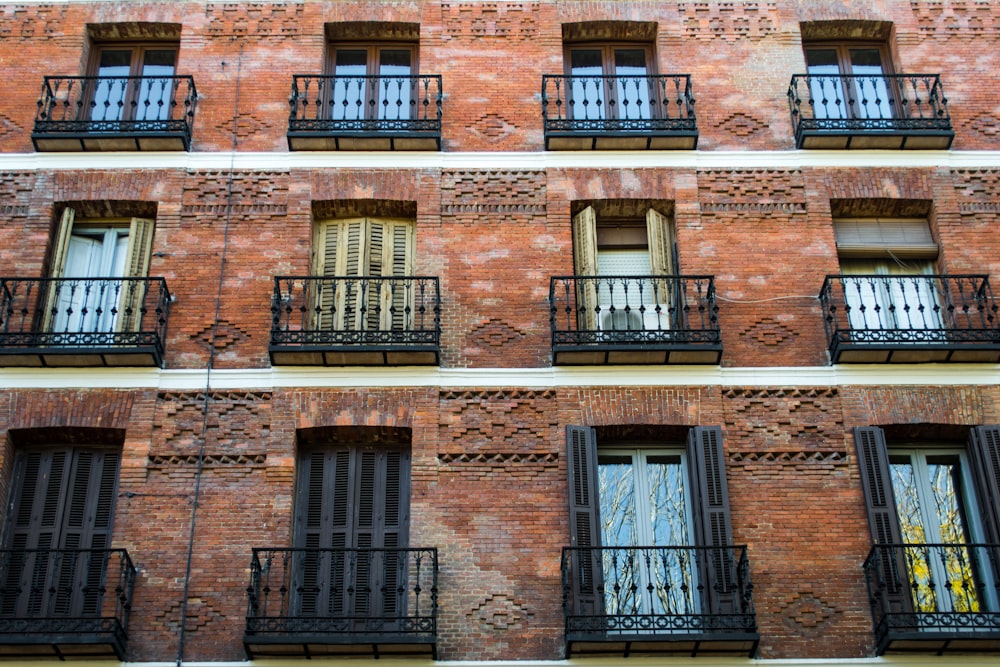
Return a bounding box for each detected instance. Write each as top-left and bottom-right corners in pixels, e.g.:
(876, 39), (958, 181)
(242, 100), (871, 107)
(2, 150), (1000, 172)
(0, 364), (997, 391)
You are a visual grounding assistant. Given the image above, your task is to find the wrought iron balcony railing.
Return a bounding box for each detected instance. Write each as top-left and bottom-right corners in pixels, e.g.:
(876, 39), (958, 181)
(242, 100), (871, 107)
(819, 274), (1000, 363)
(542, 74), (698, 149)
(33, 75), (197, 151)
(0, 548), (136, 660)
(788, 73), (953, 149)
(550, 275), (722, 365)
(244, 547), (438, 660)
(0, 277), (171, 367)
(270, 276), (441, 366)
(562, 545), (758, 657)
(863, 543), (1000, 654)
(288, 74), (442, 150)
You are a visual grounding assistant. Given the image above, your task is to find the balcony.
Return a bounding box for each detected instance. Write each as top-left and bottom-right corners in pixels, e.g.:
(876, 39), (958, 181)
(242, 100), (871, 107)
(550, 275), (721, 365)
(864, 543), (1000, 654)
(0, 549), (136, 660)
(244, 547), (438, 660)
(0, 277), (170, 368)
(288, 75), (442, 151)
(819, 274), (1000, 363)
(270, 276), (440, 366)
(32, 75), (197, 151)
(788, 73), (953, 149)
(562, 546), (758, 658)
(542, 74), (698, 150)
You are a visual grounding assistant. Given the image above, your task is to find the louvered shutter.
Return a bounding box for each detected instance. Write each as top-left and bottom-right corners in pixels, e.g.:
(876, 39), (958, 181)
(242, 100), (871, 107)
(853, 426), (910, 614)
(42, 207), (77, 331)
(686, 426), (738, 614)
(968, 426), (1000, 546)
(572, 208), (599, 331)
(293, 446), (410, 621)
(565, 425), (602, 616)
(118, 217), (155, 332)
(646, 208), (677, 328)
(3, 448), (119, 618)
(376, 220), (415, 330)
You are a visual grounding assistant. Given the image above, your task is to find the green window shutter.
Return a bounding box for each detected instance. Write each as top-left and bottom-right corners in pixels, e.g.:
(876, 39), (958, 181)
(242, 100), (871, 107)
(565, 425), (602, 616)
(686, 426), (738, 614)
(968, 425), (1000, 545)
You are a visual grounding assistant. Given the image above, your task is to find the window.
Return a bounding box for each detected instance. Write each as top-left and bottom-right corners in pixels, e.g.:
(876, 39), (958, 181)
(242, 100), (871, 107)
(855, 426), (1000, 622)
(311, 217), (415, 331)
(567, 426), (738, 619)
(835, 217), (941, 332)
(327, 43), (417, 122)
(2, 446), (120, 617)
(293, 444), (410, 620)
(88, 43), (178, 123)
(47, 207), (154, 334)
(803, 41), (893, 120)
(565, 43), (655, 121)
(573, 206), (675, 332)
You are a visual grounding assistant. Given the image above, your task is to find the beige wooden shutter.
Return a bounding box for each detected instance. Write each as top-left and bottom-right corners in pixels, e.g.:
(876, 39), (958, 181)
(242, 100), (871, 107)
(118, 217), (155, 332)
(572, 207), (599, 331)
(376, 219), (415, 330)
(312, 219), (366, 330)
(43, 207), (77, 331)
(646, 208), (676, 326)
(834, 218), (938, 259)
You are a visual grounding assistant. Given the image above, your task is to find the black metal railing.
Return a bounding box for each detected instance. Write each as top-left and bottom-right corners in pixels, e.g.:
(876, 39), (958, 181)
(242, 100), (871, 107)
(788, 73), (951, 136)
(245, 547), (438, 643)
(34, 75), (197, 143)
(550, 275), (720, 346)
(863, 543), (1000, 646)
(289, 75), (442, 134)
(542, 74), (696, 134)
(562, 545), (757, 638)
(0, 548), (136, 657)
(270, 276), (440, 348)
(0, 277), (170, 355)
(820, 274), (1000, 347)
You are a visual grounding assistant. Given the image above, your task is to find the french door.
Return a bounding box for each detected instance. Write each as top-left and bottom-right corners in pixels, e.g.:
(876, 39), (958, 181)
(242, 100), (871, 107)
(90, 47), (177, 123)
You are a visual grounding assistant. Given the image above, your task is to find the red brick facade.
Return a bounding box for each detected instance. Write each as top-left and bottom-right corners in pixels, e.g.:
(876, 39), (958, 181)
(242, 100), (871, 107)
(0, 1), (998, 664)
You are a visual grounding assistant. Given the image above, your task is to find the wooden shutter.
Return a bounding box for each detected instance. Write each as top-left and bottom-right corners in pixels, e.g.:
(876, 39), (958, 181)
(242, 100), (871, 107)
(572, 208), (599, 331)
(42, 208), (77, 331)
(686, 426), (737, 613)
(565, 425), (602, 616)
(118, 217), (155, 332)
(646, 208), (675, 275)
(853, 426), (910, 614)
(3, 447), (119, 618)
(968, 426), (1000, 546)
(293, 445), (410, 619)
(376, 220), (415, 330)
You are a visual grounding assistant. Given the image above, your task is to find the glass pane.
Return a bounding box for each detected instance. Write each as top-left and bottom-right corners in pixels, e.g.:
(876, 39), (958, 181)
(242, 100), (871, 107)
(890, 453), (981, 614)
(569, 49), (604, 119)
(598, 454), (637, 547)
(645, 454), (689, 547)
(378, 50), (412, 120)
(849, 49), (893, 119)
(804, 49), (848, 119)
(333, 50), (368, 120)
(92, 50), (132, 121)
(137, 50), (177, 121)
(614, 49), (650, 120)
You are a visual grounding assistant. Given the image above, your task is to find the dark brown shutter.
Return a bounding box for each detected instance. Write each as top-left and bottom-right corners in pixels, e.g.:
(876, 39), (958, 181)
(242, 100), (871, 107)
(853, 426), (904, 546)
(853, 426), (910, 614)
(3, 447), (119, 618)
(293, 445), (410, 619)
(565, 425), (602, 616)
(686, 426), (737, 613)
(968, 425), (1000, 545)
